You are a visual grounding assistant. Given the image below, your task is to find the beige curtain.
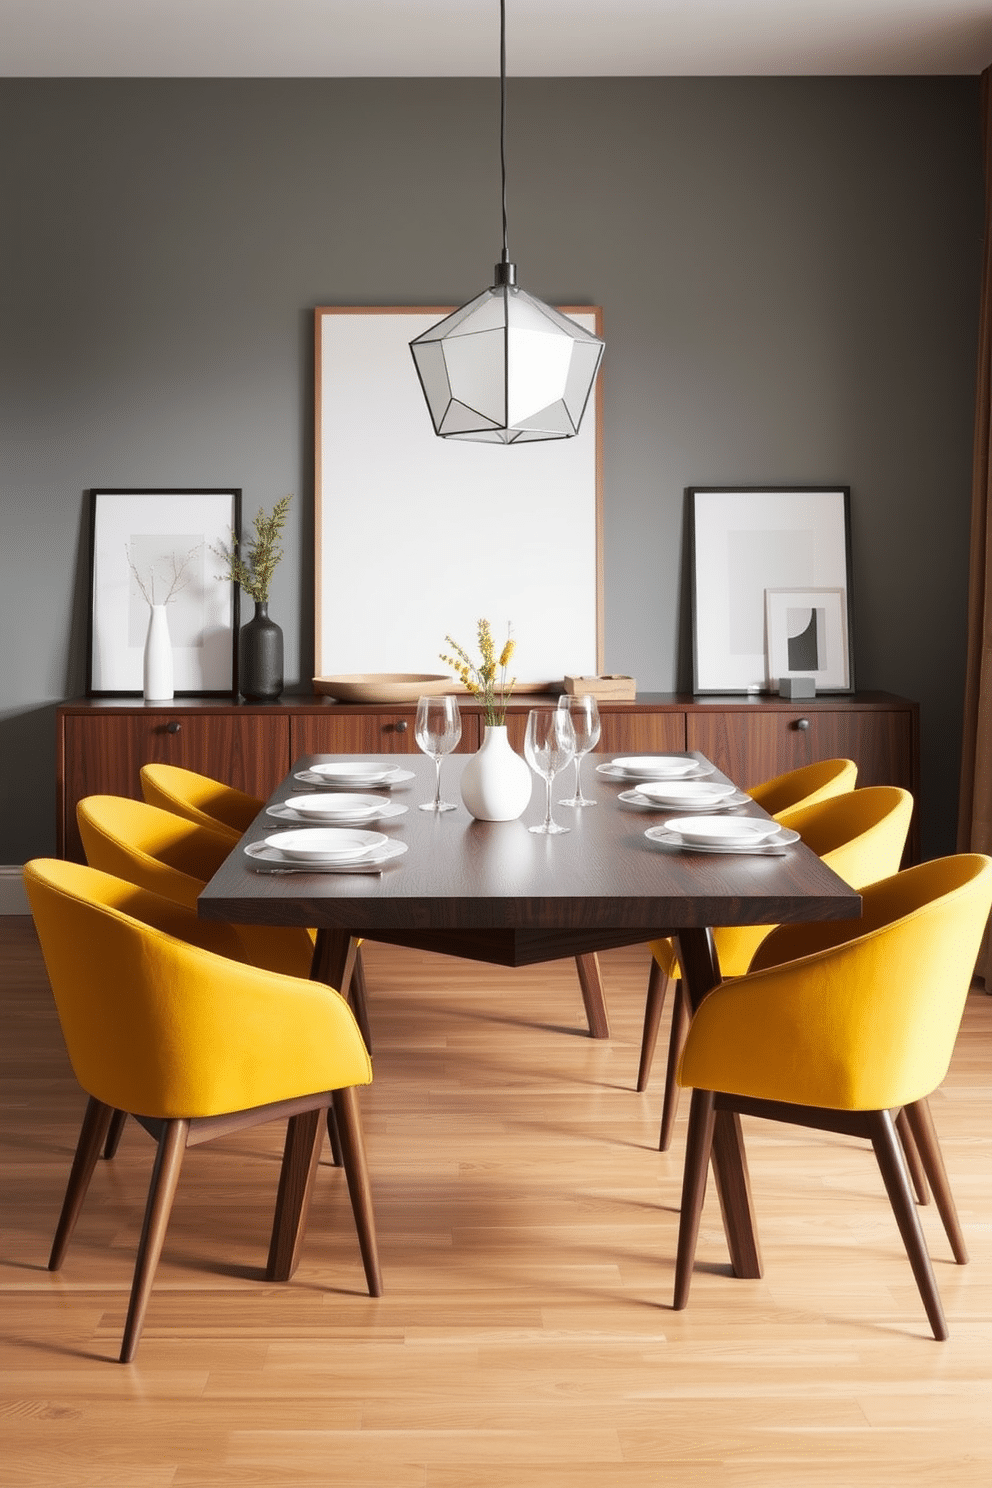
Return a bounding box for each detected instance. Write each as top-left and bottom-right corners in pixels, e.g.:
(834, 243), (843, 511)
(958, 65), (992, 987)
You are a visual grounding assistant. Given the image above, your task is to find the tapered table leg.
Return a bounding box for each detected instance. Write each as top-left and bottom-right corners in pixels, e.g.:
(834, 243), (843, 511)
(674, 927), (763, 1279)
(574, 953), (610, 1038)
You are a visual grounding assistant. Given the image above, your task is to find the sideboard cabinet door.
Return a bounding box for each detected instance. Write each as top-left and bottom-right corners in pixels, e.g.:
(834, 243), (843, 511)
(685, 705), (917, 793)
(500, 704), (686, 756)
(291, 710), (480, 759)
(60, 711), (289, 861)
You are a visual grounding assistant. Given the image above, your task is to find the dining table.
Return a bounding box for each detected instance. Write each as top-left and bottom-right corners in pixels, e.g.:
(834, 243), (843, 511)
(197, 749), (862, 1289)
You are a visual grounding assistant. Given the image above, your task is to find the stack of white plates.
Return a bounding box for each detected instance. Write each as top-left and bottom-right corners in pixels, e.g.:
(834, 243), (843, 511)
(619, 779), (748, 812)
(266, 792), (408, 825)
(645, 816), (800, 855)
(597, 755), (714, 783)
(294, 761), (415, 790)
(245, 827), (408, 872)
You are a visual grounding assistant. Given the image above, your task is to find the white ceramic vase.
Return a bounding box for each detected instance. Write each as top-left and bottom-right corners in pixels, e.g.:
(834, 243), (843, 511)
(460, 724), (532, 821)
(143, 603), (174, 702)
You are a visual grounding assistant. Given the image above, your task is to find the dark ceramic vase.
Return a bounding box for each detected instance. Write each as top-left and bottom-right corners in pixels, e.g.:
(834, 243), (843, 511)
(239, 601), (283, 701)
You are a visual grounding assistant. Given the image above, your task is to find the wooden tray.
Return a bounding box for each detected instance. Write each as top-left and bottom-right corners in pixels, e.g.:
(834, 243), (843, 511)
(312, 673), (453, 703)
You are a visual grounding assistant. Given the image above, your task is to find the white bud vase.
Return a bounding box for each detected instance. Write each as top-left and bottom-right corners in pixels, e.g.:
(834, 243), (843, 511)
(460, 724), (532, 821)
(143, 603), (174, 702)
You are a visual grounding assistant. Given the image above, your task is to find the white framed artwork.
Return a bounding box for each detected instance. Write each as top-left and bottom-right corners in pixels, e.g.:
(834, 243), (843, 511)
(314, 307), (604, 689)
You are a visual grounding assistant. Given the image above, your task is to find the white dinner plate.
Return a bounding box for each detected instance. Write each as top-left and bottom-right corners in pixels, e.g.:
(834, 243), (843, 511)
(597, 757), (714, 782)
(245, 838), (408, 873)
(267, 797), (407, 825)
(309, 761), (406, 785)
(618, 787), (750, 812)
(612, 755), (702, 778)
(645, 823), (800, 855)
(633, 779), (737, 805)
(263, 827), (389, 862)
(294, 766), (415, 790)
(663, 815), (782, 847)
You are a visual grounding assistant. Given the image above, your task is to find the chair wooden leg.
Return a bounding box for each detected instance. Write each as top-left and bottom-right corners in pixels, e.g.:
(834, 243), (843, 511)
(867, 1108), (948, 1341)
(332, 1086), (383, 1297)
(101, 1108), (128, 1160)
(49, 1097), (115, 1271)
(903, 1098), (968, 1264)
(266, 1108), (325, 1283)
(636, 959), (669, 1092)
(673, 1088), (716, 1310)
(895, 1106), (929, 1205)
(659, 980), (690, 1151)
(119, 1119), (189, 1363)
(348, 943), (373, 1052)
(574, 953), (610, 1039)
(326, 1104), (343, 1167)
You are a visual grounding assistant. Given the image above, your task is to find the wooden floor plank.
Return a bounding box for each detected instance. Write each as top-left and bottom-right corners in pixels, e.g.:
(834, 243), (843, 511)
(1, 918), (990, 1486)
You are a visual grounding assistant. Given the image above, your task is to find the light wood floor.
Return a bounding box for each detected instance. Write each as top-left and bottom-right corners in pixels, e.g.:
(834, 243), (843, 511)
(2, 918), (990, 1488)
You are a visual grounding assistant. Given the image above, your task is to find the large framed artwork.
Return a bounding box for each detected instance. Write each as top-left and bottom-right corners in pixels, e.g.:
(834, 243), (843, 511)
(86, 488), (241, 696)
(690, 486), (854, 694)
(314, 307), (604, 688)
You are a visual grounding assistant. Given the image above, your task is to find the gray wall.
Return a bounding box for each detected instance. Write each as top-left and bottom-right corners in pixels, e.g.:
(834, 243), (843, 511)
(0, 77), (982, 863)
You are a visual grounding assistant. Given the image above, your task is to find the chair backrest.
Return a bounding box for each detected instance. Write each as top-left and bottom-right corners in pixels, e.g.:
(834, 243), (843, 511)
(683, 854), (992, 1110)
(777, 785), (913, 887)
(140, 763), (261, 838)
(76, 795), (314, 976)
(747, 758), (858, 816)
(711, 785), (913, 978)
(23, 858), (371, 1119)
(77, 795), (236, 910)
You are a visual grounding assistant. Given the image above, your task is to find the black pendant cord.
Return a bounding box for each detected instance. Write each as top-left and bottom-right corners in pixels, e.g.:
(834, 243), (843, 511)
(500, 0), (509, 267)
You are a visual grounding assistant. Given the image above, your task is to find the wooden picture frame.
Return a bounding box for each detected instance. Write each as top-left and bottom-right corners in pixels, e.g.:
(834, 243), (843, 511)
(690, 486), (854, 694)
(314, 306), (604, 689)
(86, 488), (241, 696)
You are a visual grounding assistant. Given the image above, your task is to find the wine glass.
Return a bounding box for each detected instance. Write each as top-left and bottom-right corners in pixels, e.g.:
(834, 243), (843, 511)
(523, 708), (576, 835)
(414, 694), (462, 811)
(556, 693), (601, 806)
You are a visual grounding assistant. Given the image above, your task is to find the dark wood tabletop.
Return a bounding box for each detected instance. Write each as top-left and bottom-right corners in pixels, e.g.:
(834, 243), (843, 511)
(198, 752), (860, 947)
(197, 750), (862, 1288)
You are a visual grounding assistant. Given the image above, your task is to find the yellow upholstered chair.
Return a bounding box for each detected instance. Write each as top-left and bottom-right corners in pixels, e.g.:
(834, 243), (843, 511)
(745, 757), (858, 815)
(139, 762), (262, 840)
(672, 853), (992, 1339)
(636, 759), (857, 1103)
(639, 784), (912, 1150)
(24, 858), (380, 1363)
(76, 795), (315, 975)
(139, 764), (373, 1041)
(77, 795), (327, 1158)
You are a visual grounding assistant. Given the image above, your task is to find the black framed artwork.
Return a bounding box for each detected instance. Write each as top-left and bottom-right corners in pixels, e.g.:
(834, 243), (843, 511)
(86, 488), (241, 696)
(690, 486), (854, 694)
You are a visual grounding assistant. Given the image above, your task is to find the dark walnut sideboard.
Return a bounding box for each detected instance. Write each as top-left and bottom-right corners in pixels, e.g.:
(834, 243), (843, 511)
(56, 691), (920, 864)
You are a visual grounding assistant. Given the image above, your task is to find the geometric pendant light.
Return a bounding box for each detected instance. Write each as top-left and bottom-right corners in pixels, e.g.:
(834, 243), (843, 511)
(410, 0), (604, 445)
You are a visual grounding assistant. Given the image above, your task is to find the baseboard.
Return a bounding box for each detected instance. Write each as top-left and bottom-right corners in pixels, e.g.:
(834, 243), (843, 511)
(0, 867), (30, 915)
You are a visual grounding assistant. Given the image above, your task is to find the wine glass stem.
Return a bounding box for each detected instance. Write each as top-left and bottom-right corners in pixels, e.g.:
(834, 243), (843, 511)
(573, 756), (582, 798)
(433, 756), (443, 808)
(544, 773), (554, 829)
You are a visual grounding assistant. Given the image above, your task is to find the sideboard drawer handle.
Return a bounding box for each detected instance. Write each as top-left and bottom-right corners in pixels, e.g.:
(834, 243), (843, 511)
(394, 719), (408, 732)
(166, 721), (182, 735)
(794, 717), (810, 731)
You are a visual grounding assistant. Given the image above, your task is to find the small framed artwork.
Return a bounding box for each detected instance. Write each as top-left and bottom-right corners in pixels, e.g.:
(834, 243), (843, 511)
(690, 486), (854, 694)
(86, 488), (241, 696)
(765, 587), (852, 692)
